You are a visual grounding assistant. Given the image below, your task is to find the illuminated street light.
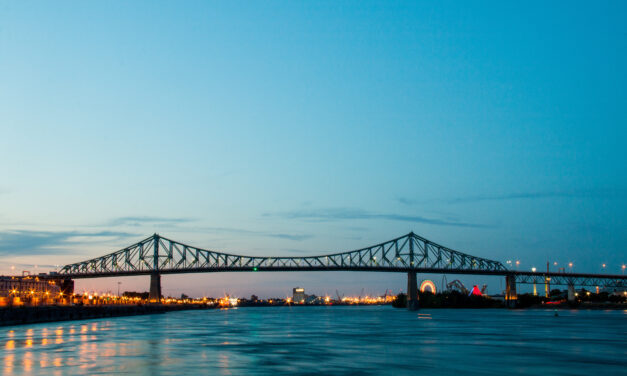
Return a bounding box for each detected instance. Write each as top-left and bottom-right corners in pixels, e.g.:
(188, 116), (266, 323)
(531, 267), (537, 272)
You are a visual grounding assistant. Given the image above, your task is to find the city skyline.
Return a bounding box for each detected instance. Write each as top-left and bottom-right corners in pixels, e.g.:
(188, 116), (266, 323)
(1, 1), (626, 297)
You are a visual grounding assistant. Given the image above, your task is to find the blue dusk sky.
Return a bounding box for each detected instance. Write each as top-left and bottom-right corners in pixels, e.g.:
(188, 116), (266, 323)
(1, 1), (625, 298)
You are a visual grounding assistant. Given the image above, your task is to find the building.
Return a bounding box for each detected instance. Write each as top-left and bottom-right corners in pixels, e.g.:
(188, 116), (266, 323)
(293, 287), (306, 303)
(0, 274), (73, 306)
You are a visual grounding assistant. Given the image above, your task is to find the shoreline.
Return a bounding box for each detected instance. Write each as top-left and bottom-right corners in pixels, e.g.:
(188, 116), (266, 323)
(2, 302), (625, 328)
(0, 304), (214, 327)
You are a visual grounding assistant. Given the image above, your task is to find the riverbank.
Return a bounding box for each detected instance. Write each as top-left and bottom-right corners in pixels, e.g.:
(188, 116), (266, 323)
(0, 304), (214, 327)
(524, 302), (627, 310)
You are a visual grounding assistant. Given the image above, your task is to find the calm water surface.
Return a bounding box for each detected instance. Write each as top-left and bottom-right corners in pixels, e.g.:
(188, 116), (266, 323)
(1, 306), (626, 375)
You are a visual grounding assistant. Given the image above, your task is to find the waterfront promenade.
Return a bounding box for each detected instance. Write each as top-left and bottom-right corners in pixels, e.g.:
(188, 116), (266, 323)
(0, 304), (212, 327)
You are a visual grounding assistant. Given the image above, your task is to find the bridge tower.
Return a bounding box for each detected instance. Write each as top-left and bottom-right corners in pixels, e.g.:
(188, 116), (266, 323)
(567, 283), (576, 302)
(505, 274), (517, 308)
(406, 233), (419, 310)
(149, 234), (162, 303)
(407, 271), (419, 310)
(545, 262), (550, 298)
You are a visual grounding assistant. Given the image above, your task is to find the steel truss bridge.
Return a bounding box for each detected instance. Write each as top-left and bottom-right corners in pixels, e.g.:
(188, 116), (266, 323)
(57, 232), (626, 309)
(59, 232), (508, 276)
(513, 272), (625, 288)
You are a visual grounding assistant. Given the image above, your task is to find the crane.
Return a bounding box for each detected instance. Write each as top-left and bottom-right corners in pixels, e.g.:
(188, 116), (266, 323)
(336, 290), (344, 302)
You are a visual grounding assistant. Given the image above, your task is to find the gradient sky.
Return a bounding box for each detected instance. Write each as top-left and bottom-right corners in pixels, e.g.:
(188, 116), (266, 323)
(1, 1), (626, 298)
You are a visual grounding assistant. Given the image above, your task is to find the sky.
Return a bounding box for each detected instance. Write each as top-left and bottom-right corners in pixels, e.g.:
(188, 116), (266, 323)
(1, 1), (626, 298)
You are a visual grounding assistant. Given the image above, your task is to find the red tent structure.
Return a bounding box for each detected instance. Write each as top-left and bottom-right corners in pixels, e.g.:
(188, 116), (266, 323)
(470, 285), (482, 296)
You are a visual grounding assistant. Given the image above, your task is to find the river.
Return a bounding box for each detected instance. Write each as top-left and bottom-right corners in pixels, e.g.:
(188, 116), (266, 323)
(1, 306), (626, 375)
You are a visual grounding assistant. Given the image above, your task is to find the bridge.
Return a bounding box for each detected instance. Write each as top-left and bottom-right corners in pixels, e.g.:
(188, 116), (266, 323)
(57, 232), (626, 309)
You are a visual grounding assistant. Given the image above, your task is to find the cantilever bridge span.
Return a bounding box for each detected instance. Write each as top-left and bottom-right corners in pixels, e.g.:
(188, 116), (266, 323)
(58, 232), (626, 309)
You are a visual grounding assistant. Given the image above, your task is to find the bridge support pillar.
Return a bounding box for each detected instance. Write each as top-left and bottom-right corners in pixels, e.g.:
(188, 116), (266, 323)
(567, 283), (575, 302)
(407, 271), (419, 310)
(149, 272), (161, 303)
(505, 275), (517, 308)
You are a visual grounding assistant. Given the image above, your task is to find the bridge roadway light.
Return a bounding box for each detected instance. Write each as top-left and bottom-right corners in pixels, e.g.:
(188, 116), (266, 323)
(531, 267), (536, 273)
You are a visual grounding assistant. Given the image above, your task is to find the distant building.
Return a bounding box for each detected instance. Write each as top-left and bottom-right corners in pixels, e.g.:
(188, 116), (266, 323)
(293, 287), (305, 303)
(0, 275), (67, 306)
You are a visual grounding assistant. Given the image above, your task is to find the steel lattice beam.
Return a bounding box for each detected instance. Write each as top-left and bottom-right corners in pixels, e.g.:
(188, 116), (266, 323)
(56, 232), (627, 289)
(59, 232), (507, 278)
(514, 272), (626, 288)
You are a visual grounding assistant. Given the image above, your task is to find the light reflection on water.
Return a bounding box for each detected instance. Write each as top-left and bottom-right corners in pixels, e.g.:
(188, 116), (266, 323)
(1, 306), (626, 375)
